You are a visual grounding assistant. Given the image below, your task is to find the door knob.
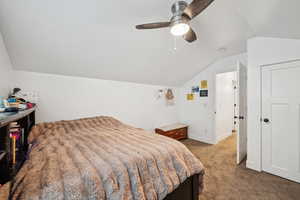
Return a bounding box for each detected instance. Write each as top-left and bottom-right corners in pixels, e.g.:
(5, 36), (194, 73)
(263, 118), (270, 123)
(234, 116), (244, 120)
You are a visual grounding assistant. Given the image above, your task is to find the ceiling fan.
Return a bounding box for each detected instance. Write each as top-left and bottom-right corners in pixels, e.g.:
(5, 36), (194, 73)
(136, 0), (214, 43)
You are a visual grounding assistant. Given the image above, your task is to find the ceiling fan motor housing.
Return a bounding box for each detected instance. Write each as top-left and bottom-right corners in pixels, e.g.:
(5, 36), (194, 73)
(171, 1), (188, 15)
(171, 1), (189, 25)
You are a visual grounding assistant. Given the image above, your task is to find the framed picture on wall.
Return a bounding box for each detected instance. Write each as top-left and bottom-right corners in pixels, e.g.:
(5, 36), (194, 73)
(200, 80), (208, 89)
(200, 90), (208, 97)
(187, 93), (194, 100)
(192, 86), (200, 93)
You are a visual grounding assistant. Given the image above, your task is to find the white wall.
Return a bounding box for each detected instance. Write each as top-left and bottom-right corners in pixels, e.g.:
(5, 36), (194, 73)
(215, 71), (236, 142)
(178, 53), (247, 144)
(0, 32), (12, 97)
(13, 71), (179, 130)
(247, 37), (300, 171)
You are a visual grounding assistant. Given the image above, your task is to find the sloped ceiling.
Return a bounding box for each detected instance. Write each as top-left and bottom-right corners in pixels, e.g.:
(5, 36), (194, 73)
(0, 0), (299, 86)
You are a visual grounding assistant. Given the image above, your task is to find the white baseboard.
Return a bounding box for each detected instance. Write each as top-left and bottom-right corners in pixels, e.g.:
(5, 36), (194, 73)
(188, 133), (215, 144)
(216, 132), (233, 143)
(246, 160), (261, 172)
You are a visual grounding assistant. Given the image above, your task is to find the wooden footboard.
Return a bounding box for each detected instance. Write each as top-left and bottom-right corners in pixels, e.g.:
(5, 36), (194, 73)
(164, 173), (203, 200)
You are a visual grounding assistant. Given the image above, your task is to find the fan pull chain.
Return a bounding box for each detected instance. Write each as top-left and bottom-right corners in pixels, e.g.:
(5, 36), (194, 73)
(174, 36), (177, 50)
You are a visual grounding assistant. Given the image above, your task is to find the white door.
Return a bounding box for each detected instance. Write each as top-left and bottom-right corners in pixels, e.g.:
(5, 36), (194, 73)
(236, 61), (247, 164)
(262, 61), (300, 183)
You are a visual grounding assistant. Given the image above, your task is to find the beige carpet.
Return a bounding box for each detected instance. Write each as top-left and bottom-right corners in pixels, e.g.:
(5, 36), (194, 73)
(182, 135), (300, 200)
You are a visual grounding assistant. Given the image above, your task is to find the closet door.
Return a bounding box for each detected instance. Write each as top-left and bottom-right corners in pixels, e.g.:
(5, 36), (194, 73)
(262, 61), (300, 183)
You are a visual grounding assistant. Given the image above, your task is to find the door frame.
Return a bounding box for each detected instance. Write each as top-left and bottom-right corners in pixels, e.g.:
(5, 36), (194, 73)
(258, 59), (300, 171)
(213, 66), (239, 144)
(215, 71), (237, 143)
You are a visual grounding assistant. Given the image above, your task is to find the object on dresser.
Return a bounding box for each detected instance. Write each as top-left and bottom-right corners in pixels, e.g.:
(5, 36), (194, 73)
(2, 97), (34, 111)
(6, 88), (32, 111)
(8, 88), (21, 98)
(155, 123), (188, 140)
(0, 97), (4, 113)
(6, 98), (20, 109)
(26, 103), (34, 109)
(4, 107), (19, 113)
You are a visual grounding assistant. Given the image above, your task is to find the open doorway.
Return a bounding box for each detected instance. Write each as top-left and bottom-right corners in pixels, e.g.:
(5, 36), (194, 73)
(215, 71), (237, 142)
(215, 62), (247, 165)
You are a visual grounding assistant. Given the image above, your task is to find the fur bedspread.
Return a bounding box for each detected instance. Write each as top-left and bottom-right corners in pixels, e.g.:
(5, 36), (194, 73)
(7, 116), (204, 200)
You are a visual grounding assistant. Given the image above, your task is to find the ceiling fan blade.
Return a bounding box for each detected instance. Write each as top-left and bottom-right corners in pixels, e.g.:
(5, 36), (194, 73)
(136, 22), (171, 30)
(183, 28), (197, 43)
(184, 0), (214, 19)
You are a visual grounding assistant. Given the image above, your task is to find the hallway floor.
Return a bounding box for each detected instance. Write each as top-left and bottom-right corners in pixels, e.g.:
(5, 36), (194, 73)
(182, 135), (300, 200)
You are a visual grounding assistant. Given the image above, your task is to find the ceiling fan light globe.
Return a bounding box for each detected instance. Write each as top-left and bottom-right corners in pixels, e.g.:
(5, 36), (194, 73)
(170, 23), (190, 36)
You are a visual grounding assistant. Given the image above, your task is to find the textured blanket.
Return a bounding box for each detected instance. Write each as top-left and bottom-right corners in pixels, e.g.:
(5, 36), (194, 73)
(8, 116), (204, 200)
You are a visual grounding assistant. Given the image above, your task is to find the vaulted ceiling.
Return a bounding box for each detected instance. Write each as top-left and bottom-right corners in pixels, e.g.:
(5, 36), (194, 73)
(0, 0), (300, 86)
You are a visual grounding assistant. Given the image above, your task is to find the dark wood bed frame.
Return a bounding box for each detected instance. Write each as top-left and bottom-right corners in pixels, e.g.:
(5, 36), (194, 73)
(164, 173), (201, 200)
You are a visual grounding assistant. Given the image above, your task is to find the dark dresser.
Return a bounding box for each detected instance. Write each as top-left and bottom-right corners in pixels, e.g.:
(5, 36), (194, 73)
(0, 107), (36, 184)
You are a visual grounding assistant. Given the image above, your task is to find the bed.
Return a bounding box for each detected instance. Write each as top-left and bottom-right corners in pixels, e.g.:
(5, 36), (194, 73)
(5, 116), (204, 200)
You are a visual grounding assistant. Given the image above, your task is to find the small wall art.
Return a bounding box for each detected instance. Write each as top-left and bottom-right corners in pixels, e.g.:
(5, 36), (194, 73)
(200, 80), (208, 89)
(187, 93), (194, 101)
(192, 86), (200, 93)
(165, 89), (175, 106)
(199, 90), (208, 97)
